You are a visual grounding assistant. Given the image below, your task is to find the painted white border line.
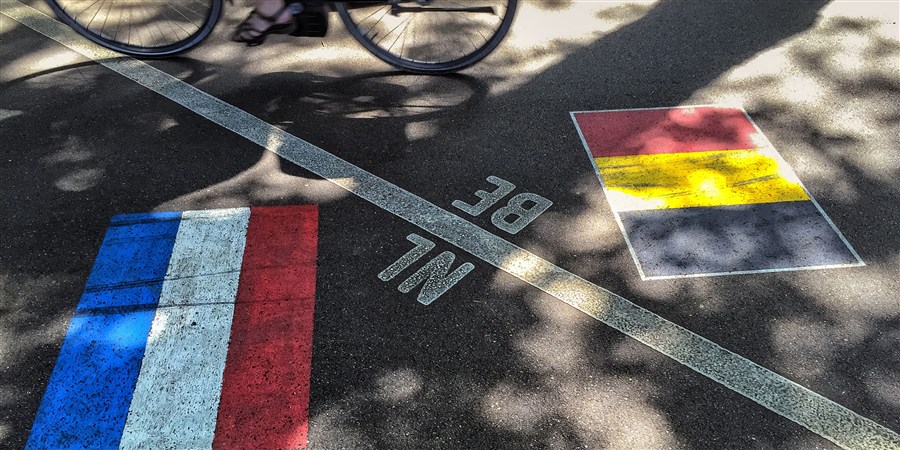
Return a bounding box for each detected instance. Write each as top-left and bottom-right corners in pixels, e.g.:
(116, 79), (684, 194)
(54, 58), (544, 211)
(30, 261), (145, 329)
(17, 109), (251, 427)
(4, 3), (897, 449)
(570, 106), (865, 280)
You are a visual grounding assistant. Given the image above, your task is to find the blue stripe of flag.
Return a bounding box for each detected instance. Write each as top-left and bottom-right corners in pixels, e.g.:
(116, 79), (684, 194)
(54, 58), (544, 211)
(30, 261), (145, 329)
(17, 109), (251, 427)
(26, 212), (181, 450)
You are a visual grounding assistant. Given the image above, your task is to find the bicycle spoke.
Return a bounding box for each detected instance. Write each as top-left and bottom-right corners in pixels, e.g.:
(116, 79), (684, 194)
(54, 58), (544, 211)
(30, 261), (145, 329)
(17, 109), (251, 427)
(166, 2), (199, 25)
(111, 0), (124, 42)
(176, 0), (209, 20)
(355, 4), (389, 27)
(377, 14), (413, 48)
(124, 2), (134, 47)
(398, 11), (417, 61)
(364, 6), (393, 40)
(85, 0), (107, 30)
(386, 16), (420, 58)
(152, 16), (170, 47)
(97, 0), (115, 38)
(160, 6), (193, 41)
(51, 0), (218, 53)
(448, 0), (495, 45)
(433, 12), (452, 62)
(73, 0), (104, 24)
(341, 0), (514, 70)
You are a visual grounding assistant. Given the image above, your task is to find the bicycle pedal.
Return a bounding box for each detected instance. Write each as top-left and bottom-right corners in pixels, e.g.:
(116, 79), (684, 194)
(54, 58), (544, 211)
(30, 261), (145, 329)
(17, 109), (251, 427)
(290, 11), (328, 37)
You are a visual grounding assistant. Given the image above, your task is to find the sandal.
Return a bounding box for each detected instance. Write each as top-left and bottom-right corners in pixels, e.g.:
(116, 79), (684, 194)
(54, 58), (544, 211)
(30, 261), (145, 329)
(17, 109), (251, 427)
(231, 6), (295, 46)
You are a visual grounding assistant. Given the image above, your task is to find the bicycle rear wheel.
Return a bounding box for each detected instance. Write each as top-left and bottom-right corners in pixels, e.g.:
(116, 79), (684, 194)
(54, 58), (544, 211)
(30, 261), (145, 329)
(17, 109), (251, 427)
(335, 0), (517, 74)
(46, 0), (222, 57)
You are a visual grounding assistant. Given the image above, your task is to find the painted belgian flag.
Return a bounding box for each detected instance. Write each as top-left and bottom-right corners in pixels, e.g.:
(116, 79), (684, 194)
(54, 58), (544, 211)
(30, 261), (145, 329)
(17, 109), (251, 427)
(572, 106), (862, 279)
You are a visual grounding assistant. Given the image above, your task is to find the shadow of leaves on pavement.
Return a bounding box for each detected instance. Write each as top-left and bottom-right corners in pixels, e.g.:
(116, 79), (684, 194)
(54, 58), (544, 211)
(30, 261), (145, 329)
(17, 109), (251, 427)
(2, 0), (898, 449)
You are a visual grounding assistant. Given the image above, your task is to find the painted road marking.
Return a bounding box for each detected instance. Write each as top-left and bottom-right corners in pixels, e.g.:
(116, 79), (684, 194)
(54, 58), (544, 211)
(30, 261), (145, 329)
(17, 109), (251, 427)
(620, 202), (863, 278)
(5, 3), (897, 449)
(594, 148), (810, 211)
(214, 205), (317, 449)
(572, 106), (864, 279)
(452, 175), (554, 234)
(573, 105), (762, 157)
(452, 176), (517, 216)
(120, 208), (250, 449)
(25, 213), (180, 450)
(379, 233), (475, 305)
(26, 206), (319, 449)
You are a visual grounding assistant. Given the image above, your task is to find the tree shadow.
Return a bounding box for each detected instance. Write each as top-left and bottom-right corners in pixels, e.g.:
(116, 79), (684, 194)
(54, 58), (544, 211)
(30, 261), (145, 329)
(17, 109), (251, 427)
(3, 0), (899, 448)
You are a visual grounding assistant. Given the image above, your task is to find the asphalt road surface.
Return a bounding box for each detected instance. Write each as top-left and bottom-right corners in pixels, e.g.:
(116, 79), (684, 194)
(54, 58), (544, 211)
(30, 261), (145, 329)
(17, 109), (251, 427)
(2, 0), (899, 449)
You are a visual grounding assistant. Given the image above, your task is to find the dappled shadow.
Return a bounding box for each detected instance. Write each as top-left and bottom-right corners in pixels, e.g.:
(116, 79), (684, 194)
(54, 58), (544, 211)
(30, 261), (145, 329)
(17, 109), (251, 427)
(2, 0), (899, 449)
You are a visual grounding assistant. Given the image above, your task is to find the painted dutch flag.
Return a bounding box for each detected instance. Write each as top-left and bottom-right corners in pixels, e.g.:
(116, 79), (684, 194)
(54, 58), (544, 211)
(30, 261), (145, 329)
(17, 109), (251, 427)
(27, 206), (318, 449)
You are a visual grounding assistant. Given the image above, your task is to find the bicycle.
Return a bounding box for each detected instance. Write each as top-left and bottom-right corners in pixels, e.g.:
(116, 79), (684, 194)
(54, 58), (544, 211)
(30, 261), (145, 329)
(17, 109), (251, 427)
(44, 0), (518, 74)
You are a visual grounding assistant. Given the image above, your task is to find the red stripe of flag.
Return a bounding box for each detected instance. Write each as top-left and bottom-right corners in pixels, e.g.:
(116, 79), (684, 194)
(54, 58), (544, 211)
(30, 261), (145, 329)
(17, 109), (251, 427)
(213, 205), (318, 449)
(574, 106), (760, 157)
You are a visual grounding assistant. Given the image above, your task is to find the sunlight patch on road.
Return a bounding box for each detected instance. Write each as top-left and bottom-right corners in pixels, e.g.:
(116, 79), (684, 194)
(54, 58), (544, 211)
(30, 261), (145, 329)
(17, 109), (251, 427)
(156, 151), (353, 211)
(0, 109), (22, 121)
(485, 1), (660, 96)
(688, 1), (900, 190)
(481, 290), (682, 448)
(0, 47), (82, 82)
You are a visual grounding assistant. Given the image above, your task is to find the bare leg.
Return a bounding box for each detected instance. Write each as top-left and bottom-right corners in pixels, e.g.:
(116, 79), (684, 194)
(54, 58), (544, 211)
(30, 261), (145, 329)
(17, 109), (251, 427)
(232, 0), (294, 44)
(253, 0), (292, 23)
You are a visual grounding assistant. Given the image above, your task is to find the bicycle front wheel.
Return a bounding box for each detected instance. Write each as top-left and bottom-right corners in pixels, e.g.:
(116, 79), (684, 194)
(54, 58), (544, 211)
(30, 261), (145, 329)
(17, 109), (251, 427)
(336, 0), (517, 74)
(46, 0), (223, 57)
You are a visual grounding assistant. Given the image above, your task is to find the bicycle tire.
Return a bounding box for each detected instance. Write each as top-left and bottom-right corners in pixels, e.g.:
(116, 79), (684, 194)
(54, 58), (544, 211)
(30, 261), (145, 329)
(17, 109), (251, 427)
(45, 0), (223, 57)
(335, 0), (517, 74)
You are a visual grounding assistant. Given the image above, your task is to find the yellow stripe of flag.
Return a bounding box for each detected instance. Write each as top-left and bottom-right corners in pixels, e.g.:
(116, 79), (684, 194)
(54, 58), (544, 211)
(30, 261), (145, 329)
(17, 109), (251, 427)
(595, 148), (809, 211)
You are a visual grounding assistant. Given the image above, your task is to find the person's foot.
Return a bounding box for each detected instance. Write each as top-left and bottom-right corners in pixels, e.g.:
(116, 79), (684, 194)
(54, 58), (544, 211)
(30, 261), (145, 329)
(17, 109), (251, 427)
(231, 6), (294, 46)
